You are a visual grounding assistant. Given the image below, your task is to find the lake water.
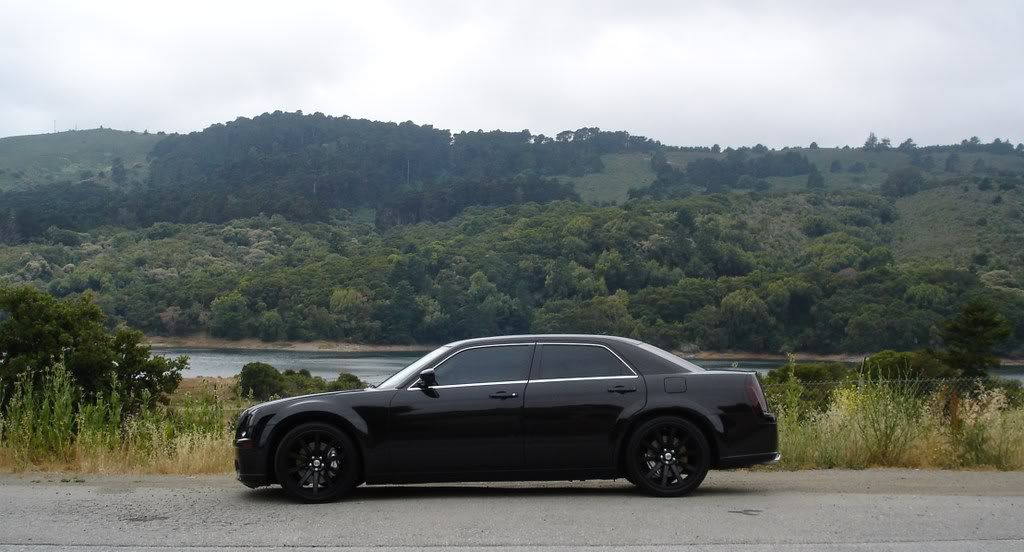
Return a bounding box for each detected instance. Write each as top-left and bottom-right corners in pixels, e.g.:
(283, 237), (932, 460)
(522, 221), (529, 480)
(153, 347), (1024, 385)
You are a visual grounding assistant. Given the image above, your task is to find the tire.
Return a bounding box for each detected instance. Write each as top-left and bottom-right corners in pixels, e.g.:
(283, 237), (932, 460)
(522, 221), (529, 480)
(625, 416), (711, 497)
(274, 422), (360, 503)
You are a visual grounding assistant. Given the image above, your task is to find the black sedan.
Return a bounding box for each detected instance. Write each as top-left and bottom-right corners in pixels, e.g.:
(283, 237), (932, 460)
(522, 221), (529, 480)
(234, 334), (779, 501)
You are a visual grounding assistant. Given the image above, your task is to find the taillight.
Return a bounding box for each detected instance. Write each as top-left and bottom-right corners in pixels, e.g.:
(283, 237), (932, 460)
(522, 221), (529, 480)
(745, 375), (770, 416)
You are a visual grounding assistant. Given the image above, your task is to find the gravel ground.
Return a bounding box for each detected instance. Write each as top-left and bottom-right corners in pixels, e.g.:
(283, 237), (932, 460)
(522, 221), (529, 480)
(0, 469), (1022, 551)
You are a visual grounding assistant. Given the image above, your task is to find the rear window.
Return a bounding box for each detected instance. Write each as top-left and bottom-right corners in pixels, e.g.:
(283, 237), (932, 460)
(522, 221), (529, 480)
(635, 342), (705, 373)
(535, 344), (630, 379)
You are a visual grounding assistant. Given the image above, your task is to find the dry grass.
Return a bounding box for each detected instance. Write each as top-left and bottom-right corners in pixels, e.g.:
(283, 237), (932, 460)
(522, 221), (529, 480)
(770, 381), (1024, 470)
(0, 366), (242, 474)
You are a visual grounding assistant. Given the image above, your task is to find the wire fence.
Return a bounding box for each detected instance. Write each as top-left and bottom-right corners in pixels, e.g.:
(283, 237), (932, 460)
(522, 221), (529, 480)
(759, 376), (1024, 413)
(760, 377), (994, 394)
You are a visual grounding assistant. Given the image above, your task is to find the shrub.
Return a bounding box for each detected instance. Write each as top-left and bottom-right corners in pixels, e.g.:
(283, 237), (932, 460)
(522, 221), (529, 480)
(237, 362), (284, 400)
(237, 363), (366, 400)
(0, 286), (187, 412)
(862, 350), (955, 379)
(328, 372), (367, 391)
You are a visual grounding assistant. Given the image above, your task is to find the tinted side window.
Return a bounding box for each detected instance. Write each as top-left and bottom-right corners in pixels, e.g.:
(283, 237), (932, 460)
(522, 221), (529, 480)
(536, 345), (629, 379)
(432, 345), (534, 385)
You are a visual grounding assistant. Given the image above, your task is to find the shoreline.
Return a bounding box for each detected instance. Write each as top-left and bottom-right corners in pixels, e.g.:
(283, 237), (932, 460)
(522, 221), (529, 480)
(146, 335), (432, 353)
(147, 334), (1024, 365)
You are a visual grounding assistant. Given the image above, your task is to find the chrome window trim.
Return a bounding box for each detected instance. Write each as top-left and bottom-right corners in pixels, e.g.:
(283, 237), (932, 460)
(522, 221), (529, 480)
(405, 343), (535, 390)
(531, 342), (639, 381)
(528, 375), (638, 384)
(407, 379), (528, 391)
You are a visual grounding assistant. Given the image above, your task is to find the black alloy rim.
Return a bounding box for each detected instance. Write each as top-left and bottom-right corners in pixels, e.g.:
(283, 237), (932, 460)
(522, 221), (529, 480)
(636, 423), (702, 490)
(285, 430), (345, 497)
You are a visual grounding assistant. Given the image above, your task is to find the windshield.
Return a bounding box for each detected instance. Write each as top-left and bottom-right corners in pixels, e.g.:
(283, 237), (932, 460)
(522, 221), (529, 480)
(636, 342), (705, 373)
(376, 346), (452, 389)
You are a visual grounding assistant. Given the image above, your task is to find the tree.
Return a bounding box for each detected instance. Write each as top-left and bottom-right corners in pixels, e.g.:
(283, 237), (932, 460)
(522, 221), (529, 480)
(209, 292), (250, 339)
(256, 310), (287, 341)
(0, 210), (19, 245)
(944, 153), (961, 172)
(238, 362), (285, 400)
(863, 133), (879, 150)
(829, 160), (842, 173)
(110, 157), (127, 185)
(159, 306), (184, 335)
(897, 138), (916, 152)
(880, 167), (924, 198)
(809, 142), (819, 149)
(940, 301), (1011, 378)
(806, 166), (825, 189)
(718, 289), (775, 350)
(0, 286), (186, 411)
(328, 372), (367, 391)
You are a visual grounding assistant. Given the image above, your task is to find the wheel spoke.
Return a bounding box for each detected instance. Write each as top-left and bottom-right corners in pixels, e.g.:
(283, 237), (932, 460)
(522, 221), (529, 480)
(644, 462), (663, 480)
(670, 464), (684, 481)
(660, 463), (669, 486)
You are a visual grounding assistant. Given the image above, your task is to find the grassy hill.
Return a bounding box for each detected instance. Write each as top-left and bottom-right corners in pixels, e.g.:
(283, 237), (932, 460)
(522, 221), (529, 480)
(560, 153), (656, 203)
(892, 183), (1024, 276)
(0, 128), (163, 190)
(565, 147), (1024, 202)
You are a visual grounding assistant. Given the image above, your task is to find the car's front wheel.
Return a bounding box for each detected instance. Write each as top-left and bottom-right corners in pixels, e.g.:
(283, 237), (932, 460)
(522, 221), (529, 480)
(274, 422), (360, 502)
(625, 416), (710, 497)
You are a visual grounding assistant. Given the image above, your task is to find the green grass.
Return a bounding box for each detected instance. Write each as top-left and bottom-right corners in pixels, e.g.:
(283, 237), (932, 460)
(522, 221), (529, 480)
(0, 364), (240, 473)
(891, 183), (1024, 275)
(563, 146), (1024, 197)
(0, 128), (163, 191)
(771, 148), (1024, 192)
(560, 153), (657, 203)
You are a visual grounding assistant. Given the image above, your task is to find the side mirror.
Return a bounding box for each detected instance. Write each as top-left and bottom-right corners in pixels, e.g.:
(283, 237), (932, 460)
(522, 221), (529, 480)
(416, 367), (438, 388)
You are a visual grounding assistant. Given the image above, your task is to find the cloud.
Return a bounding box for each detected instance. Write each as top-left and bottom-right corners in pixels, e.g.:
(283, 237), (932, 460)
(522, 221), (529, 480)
(1, 0), (1021, 147)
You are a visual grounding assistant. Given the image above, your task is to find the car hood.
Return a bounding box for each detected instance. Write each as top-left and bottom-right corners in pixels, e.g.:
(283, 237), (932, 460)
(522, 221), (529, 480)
(243, 388), (371, 415)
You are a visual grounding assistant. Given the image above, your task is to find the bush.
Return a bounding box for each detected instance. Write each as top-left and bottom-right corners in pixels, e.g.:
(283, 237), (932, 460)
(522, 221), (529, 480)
(763, 359), (851, 412)
(0, 286), (187, 412)
(236, 363), (366, 400)
(237, 362), (284, 400)
(861, 350), (955, 379)
(328, 372), (367, 391)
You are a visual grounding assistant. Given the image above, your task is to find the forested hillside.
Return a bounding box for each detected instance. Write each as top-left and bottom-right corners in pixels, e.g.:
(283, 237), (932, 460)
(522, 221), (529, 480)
(1, 112), (1023, 354)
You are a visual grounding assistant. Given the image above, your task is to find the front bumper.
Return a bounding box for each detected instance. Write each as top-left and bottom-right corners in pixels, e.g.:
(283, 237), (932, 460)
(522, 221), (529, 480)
(235, 440), (270, 488)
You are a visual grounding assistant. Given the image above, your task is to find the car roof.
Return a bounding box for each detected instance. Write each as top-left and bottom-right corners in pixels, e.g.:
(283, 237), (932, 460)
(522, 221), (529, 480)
(442, 334), (644, 349)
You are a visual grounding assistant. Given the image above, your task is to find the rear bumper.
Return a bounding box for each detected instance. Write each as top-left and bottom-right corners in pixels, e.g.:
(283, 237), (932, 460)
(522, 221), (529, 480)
(717, 451), (781, 468)
(234, 441), (270, 488)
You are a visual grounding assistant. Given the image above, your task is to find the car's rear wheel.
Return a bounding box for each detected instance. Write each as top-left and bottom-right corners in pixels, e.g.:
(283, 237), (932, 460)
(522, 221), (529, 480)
(274, 422), (360, 503)
(625, 416), (710, 497)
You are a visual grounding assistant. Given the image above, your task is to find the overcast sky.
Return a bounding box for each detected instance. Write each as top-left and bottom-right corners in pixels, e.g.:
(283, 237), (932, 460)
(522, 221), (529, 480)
(2, 1), (1021, 147)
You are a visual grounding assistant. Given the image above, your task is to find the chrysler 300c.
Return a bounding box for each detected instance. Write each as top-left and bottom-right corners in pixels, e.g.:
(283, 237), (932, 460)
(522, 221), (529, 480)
(234, 335), (779, 502)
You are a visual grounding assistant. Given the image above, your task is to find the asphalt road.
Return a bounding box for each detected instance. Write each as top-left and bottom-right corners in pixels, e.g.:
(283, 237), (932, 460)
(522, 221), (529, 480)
(0, 469), (1022, 552)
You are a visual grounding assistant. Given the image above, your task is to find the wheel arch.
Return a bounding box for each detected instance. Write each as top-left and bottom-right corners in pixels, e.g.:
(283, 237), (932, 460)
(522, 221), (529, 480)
(263, 411), (367, 484)
(616, 408), (721, 474)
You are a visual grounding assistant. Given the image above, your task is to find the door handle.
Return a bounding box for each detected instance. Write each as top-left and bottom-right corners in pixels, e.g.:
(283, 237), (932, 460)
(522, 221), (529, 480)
(607, 385), (637, 394)
(489, 391), (518, 399)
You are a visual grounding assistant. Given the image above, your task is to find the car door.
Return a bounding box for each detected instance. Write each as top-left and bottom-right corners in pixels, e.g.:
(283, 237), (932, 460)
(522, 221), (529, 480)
(523, 343), (646, 470)
(383, 343), (534, 477)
